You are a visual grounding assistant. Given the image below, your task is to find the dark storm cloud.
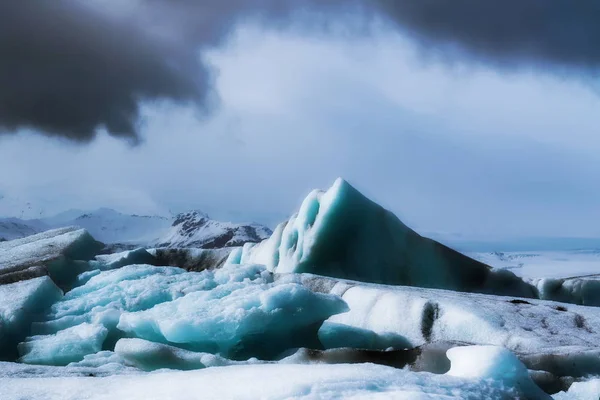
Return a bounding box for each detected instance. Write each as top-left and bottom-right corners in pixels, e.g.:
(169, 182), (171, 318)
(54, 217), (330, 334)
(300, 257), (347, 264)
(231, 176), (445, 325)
(1, 0), (600, 143)
(0, 1), (206, 143)
(372, 0), (600, 70)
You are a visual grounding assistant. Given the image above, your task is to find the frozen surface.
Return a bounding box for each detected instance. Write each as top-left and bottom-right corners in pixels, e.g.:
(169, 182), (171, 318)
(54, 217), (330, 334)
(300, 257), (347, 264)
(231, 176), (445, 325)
(114, 338), (251, 371)
(236, 178), (535, 297)
(554, 379), (600, 400)
(318, 321), (411, 350)
(117, 281), (348, 359)
(0, 227), (103, 287)
(0, 352), (137, 377)
(90, 248), (157, 271)
(21, 263), (271, 364)
(471, 251), (600, 306)
(471, 250), (600, 279)
(447, 346), (548, 398)
(280, 273), (600, 379)
(0, 277), (63, 359)
(19, 323), (108, 366)
(0, 353), (546, 400)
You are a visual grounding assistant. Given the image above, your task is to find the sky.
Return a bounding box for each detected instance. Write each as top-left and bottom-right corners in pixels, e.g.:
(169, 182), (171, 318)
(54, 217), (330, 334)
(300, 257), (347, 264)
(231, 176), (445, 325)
(1, 1), (600, 238)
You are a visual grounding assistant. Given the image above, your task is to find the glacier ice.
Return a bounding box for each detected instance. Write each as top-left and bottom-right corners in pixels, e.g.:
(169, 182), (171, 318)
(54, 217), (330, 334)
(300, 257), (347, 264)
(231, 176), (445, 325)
(114, 338), (252, 371)
(446, 345), (549, 399)
(0, 277), (63, 360)
(117, 281), (348, 359)
(0, 227), (103, 288)
(0, 345), (551, 400)
(90, 248), (157, 272)
(280, 272), (600, 381)
(19, 263), (270, 364)
(234, 178), (536, 298)
(554, 379), (600, 400)
(318, 321), (411, 350)
(18, 323), (108, 366)
(533, 276), (600, 307)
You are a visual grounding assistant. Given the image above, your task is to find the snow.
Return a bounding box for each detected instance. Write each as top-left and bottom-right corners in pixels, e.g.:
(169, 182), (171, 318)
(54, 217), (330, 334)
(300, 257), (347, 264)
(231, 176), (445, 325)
(117, 282), (348, 359)
(0, 277), (63, 359)
(470, 250), (600, 279)
(90, 248), (157, 271)
(0, 218), (47, 242)
(470, 251), (600, 306)
(554, 379), (600, 400)
(278, 273), (600, 380)
(154, 210), (271, 249)
(0, 357), (545, 400)
(235, 178), (535, 298)
(447, 346), (548, 398)
(0, 208), (271, 250)
(0, 227), (103, 288)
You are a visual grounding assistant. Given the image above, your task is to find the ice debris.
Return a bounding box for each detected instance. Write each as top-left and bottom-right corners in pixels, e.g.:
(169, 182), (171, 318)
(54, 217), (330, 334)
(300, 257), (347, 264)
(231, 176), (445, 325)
(0, 227), (103, 288)
(0, 277), (63, 360)
(0, 345), (551, 400)
(117, 282), (348, 360)
(234, 178), (536, 298)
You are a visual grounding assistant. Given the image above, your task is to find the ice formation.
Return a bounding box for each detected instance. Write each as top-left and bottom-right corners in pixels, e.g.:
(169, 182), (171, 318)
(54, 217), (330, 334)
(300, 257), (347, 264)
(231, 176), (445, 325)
(0, 277), (63, 359)
(2, 178), (600, 398)
(18, 323), (108, 366)
(0, 346), (552, 400)
(233, 178), (536, 297)
(0, 227), (103, 288)
(117, 282), (348, 359)
(554, 379), (600, 400)
(279, 272), (600, 381)
(114, 338), (251, 371)
(18, 263), (272, 364)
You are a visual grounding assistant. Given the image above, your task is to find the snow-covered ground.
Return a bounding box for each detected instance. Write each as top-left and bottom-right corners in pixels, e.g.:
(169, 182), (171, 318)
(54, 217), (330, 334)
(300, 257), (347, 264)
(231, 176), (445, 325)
(470, 250), (600, 279)
(2, 178), (600, 399)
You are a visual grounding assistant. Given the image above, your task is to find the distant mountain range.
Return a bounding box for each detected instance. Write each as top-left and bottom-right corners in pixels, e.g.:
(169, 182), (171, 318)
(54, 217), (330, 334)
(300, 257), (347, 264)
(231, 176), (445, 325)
(0, 208), (271, 249)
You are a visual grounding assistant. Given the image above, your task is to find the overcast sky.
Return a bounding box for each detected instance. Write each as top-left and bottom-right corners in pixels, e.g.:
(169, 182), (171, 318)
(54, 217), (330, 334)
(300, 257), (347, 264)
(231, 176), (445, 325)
(1, 2), (600, 238)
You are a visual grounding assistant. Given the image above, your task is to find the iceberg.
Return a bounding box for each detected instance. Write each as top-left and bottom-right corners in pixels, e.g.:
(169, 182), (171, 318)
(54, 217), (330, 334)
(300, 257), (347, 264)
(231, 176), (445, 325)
(19, 263), (270, 364)
(18, 323), (108, 366)
(0, 277), (63, 360)
(554, 379), (600, 400)
(117, 281), (348, 360)
(234, 178), (536, 297)
(0, 227), (103, 288)
(281, 272), (600, 381)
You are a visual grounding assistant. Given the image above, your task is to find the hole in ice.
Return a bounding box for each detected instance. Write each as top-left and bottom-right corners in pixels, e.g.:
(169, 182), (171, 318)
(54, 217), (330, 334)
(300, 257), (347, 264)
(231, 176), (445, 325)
(508, 299), (532, 305)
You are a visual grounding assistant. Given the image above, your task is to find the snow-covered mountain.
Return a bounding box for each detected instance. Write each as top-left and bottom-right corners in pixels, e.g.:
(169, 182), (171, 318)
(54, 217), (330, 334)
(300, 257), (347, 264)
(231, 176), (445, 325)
(0, 218), (48, 242)
(155, 210), (272, 249)
(0, 208), (271, 249)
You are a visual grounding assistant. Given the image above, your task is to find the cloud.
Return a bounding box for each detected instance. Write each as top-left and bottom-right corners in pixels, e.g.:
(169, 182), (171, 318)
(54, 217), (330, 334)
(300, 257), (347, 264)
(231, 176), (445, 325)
(372, 0), (600, 71)
(1, 0), (599, 143)
(0, 1), (207, 143)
